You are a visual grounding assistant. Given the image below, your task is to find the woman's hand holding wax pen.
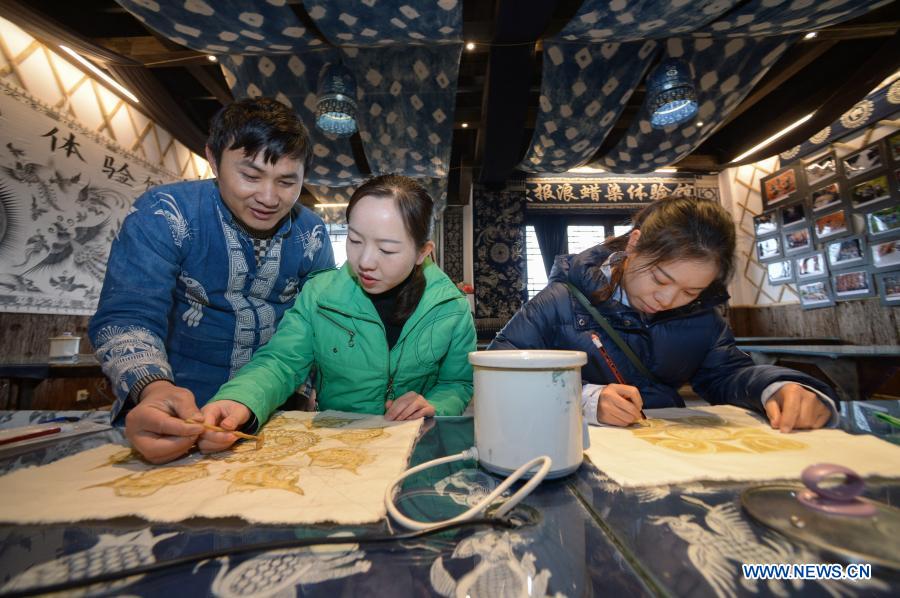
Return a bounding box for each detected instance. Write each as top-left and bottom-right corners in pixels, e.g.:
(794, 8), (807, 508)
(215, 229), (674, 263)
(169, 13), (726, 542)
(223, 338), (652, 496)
(597, 384), (645, 426)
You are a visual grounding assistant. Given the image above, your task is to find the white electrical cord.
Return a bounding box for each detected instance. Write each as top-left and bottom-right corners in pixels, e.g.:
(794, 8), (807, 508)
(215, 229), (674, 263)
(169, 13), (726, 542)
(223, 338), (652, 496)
(384, 446), (552, 530)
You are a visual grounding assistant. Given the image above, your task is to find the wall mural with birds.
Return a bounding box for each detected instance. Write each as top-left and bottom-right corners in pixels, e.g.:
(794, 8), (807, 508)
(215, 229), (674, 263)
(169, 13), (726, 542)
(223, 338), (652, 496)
(0, 86), (182, 314)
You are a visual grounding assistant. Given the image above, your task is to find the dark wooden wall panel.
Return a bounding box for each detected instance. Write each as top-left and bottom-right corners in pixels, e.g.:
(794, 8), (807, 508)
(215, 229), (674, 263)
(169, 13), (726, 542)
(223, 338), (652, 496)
(0, 313), (112, 411)
(727, 299), (900, 345)
(728, 299), (900, 398)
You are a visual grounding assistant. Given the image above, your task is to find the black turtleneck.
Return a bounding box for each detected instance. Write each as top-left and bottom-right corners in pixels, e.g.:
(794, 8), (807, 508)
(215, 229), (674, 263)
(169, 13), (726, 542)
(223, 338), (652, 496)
(365, 269), (418, 350)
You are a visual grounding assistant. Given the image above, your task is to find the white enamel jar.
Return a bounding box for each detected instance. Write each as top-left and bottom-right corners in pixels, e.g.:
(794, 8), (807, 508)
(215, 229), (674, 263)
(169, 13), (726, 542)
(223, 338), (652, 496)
(469, 350), (589, 479)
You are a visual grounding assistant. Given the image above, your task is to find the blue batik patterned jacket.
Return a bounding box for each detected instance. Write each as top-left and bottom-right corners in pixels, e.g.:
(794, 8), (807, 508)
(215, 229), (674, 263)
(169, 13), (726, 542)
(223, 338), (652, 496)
(89, 179), (335, 423)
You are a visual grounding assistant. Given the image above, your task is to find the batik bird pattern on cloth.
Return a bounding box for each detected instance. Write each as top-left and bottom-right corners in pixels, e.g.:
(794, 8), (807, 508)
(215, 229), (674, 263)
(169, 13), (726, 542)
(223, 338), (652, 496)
(0, 411), (422, 524)
(585, 405), (900, 487)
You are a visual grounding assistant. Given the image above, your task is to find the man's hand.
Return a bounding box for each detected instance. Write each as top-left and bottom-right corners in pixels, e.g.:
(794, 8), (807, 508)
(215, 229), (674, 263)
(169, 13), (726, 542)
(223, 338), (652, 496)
(765, 383), (831, 432)
(124, 380), (204, 464)
(597, 384), (644, 426)
(197, 400), (252, 454)
(385, 391), (436, 420)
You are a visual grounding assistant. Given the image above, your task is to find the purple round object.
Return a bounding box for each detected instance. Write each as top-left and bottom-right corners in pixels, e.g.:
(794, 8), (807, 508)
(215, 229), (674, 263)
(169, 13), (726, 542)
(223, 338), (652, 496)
(797, 463), (876, 517)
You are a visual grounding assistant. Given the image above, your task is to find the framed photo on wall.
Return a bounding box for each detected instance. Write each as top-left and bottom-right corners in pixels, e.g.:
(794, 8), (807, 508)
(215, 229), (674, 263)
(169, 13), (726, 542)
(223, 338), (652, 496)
(795, 252), (827, 280)
(760, 166), (799, 210)
(866, 204), (900, 238)
(810, 181), (842, 213)
(842, 143), (882, 179)
(832, 269), (875, 300)
(890, 131), (900, 162)
(876, 270), (900, 306)
(756, 236), (783, 262)
(783, 227), (812, 254)
(813, 209), (851, 241)
(825, 235), (867, 270)
(849, 174), (890, 210)
(753, 211), (779, 236)
(780, 202), (807, 229)
(798, 280), (835, 309)
(870, 238), (900, 270)
(803, 151), (837, 186)
(766, 260), (794, 285)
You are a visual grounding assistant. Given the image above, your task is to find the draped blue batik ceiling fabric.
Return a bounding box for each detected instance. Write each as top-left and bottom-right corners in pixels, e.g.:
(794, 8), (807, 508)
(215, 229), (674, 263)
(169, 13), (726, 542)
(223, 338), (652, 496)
(302, 0), (461, 45)
(597, 36), (793, 173)
(116, 0), (321, 53)
(518, 41), (658, 173)
(780, 78), (900, 162)
(558, 0), (741, 42)
(306, 2), (462, 212)
(523, 0), (891, 175)
(219, 53), (365, 188)
(116, 0), (462, 211)
(700, 0), (894, 37)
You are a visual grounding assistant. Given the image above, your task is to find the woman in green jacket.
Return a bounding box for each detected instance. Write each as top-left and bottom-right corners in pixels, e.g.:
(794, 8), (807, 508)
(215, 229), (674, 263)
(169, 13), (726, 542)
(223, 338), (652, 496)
(198, 175), (475, 452)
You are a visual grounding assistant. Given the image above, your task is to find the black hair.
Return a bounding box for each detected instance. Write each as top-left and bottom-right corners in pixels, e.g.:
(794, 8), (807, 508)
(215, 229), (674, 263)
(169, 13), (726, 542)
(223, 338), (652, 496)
(595, 196), (736, 303)
(207, 97), (312, 170)
(346, 175), (434, 322)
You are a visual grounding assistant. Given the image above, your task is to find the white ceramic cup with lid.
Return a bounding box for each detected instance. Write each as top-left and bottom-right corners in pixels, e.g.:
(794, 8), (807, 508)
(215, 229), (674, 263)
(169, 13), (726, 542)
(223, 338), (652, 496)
(49, 332), (81, 361)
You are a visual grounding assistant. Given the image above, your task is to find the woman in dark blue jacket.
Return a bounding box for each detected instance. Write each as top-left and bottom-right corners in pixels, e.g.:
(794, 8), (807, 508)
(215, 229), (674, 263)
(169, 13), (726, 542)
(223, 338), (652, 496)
(490, 197), (837, 432)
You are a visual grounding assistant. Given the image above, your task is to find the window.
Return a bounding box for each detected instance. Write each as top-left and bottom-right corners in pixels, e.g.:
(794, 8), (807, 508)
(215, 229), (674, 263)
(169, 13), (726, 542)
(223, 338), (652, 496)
(326, 223), (348, 267)
(524, 219), (634, 300)
(566, 225), (607, 255)
(524, 225), (549, 299)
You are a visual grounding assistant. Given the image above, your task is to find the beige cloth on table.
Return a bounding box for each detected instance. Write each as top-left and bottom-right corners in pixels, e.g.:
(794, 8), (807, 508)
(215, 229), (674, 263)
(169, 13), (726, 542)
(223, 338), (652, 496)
(585, 405), (900, 488)
(0, 411), (421, 524)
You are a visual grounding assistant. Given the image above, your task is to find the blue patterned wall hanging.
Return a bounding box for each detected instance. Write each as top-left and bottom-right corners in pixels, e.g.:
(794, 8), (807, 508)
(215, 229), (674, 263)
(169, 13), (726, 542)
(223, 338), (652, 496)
(781, 78), (900, 162)
(472, 186), (526, 320)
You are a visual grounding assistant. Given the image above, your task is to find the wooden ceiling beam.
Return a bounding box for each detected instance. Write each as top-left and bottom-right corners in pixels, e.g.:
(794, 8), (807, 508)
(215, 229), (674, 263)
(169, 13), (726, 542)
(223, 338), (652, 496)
(92, 35), (208, 66)
(719, 40), (836, 129)
(185, 64), (232, 105)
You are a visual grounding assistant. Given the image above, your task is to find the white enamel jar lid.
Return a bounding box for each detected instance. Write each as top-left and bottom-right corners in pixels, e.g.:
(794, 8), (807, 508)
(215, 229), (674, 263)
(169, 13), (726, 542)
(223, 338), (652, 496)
(468, 350), (587, 369)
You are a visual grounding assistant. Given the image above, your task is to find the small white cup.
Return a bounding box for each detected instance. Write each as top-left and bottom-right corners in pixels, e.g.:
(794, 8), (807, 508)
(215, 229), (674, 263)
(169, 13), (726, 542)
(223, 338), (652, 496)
(49, 332), (81, 362)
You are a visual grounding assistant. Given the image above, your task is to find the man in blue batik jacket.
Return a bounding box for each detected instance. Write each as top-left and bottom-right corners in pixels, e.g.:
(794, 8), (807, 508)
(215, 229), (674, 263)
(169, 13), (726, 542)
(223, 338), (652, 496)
(90, 98), (335, 463)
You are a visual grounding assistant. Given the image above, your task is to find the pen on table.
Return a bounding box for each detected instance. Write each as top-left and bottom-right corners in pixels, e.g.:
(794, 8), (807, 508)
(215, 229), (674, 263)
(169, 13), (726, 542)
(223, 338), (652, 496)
(590, 333), (646, 420)
(0, 427), (62, 446)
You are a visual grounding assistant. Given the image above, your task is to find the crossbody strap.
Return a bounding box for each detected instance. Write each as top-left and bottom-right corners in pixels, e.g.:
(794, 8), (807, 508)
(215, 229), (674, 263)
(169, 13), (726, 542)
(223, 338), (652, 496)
(565, 281), (660, 384)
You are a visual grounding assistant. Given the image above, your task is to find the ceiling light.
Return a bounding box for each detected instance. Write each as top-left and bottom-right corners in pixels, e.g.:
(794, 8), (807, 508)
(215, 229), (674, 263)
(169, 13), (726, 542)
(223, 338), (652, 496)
(646, 58), (697, 129)
(804, 32), (818, 40)
(207, 55), (218, 62)
(655, 168), (677, 173)
(730, 112), (815, 163)
(315, 62), (358, 137)
(466, 42), (475, 51)
(315, 203), (349, 208)
(461, 122), (468, 128)
(568, 166), (606, 174)
(696, 121), (704, 127)
(58, 45), (139, 103)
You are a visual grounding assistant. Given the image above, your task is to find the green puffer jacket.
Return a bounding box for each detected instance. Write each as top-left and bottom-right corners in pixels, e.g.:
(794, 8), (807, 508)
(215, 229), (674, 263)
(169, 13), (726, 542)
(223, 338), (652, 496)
(210, 259), (475, 425)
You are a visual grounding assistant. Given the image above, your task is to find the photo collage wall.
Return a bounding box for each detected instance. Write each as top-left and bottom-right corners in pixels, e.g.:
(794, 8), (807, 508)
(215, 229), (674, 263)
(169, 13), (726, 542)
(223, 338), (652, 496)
(755, 131), (900, 309)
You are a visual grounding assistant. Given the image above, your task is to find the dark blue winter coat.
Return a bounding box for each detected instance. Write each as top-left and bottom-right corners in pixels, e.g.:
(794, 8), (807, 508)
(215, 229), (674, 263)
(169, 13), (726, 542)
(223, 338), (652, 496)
(489, 245), (837, 415)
